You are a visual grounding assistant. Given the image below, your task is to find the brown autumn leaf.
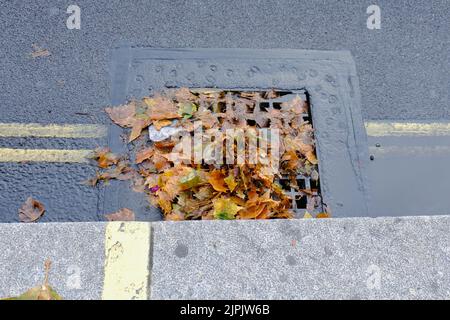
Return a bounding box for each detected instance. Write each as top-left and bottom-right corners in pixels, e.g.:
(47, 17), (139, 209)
(281, 95), (307, 114)
(152, 152), (171, 171)
(305, 150), (318, 165)
(207, 170), (228, 192)
(135, 147), (154, 164)
(264, 89), (278, 99)
(153, 119), (173, 130)
(105, 102), (136, 127)
(144, 95), (181, 120)
(129, 119), (149, 142)
(165, 211), (185, 221)
(104, 208), (135, 221)
(156, 191), (172, 214)
(174, 87), (197, 102)
(91, 147), (119, 168)
(110, 162), (135, 181)
(316, 212), (330, 218)
(196, 109), (219, 129)
(238, 205), (261, 219)
(19, 197), (45, 223)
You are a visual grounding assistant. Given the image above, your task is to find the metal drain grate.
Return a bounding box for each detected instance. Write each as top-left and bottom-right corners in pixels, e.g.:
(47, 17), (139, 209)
(192, 88), (323, 217)
(278, 174), (322, 217)
(108, 47), (370, 219)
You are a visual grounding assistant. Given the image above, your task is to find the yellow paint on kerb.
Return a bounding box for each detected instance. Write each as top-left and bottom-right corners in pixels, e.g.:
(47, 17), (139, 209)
(0, 123), (107, 138)
(0, 148), (92, 163)
(102, 222), (151, 300)
(365, 122), (450, 137)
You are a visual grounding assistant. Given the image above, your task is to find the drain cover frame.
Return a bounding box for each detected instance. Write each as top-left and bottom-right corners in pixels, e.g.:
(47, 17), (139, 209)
(105, 47), (370, 219)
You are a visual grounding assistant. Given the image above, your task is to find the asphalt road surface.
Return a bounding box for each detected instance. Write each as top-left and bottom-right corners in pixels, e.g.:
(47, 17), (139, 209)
(0, 0), (448, 221)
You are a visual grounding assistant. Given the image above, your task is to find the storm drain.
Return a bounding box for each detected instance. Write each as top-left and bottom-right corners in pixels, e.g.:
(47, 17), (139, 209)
(248, 90), (322, 216)
(189, 88), (324, 217)
(106, 47), (370, 218)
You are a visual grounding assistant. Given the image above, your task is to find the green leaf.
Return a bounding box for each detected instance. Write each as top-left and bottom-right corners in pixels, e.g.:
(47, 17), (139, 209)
(178, 102), (197, 119)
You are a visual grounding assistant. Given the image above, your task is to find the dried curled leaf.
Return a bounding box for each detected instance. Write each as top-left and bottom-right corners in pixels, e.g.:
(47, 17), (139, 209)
(105, 102), (136, 128)
(305, 151), (318, 165)
(90, 147), (119, 169)
(281, 95), (307, 114)
(19, 197), (45, 223)
(135, 147), (154, 164)
(145, 96), (181, 120)
(104, 208), (135, 221)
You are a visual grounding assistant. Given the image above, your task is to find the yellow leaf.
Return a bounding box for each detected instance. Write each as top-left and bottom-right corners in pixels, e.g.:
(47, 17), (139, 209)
(224, 174), (237, 192)
(303, 211), (313, 219)
(213, 197), (242, 220)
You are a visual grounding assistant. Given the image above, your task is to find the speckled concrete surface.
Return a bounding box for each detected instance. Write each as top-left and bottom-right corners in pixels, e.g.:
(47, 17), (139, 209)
(0, 222), (105, 300)
(0, 216), (449, 299)
(151, 216), (450, 299)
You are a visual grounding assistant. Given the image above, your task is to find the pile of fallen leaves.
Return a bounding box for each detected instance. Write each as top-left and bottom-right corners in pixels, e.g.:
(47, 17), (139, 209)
(89, 88), (324, 220)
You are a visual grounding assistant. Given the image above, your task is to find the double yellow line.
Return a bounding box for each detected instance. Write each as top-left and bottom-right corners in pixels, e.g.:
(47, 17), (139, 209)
(0, 123), (107, 163)
(365, 121), (450, 137)
(1, 121), (449, 163)
(0, 124), (151, 298)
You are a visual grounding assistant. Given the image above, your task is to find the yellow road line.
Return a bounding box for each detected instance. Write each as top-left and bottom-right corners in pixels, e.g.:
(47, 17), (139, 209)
(0, 148), (92, 163)
(369, 145), (450, 157)
(0, 123), (107, 138)
(365, 121), (450, 137)
(102, 222), (151, 300)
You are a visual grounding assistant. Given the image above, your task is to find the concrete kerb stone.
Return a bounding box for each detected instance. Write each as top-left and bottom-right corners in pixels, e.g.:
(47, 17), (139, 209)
(0, 222), (106, 300)
(0, 215), (449, 300)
